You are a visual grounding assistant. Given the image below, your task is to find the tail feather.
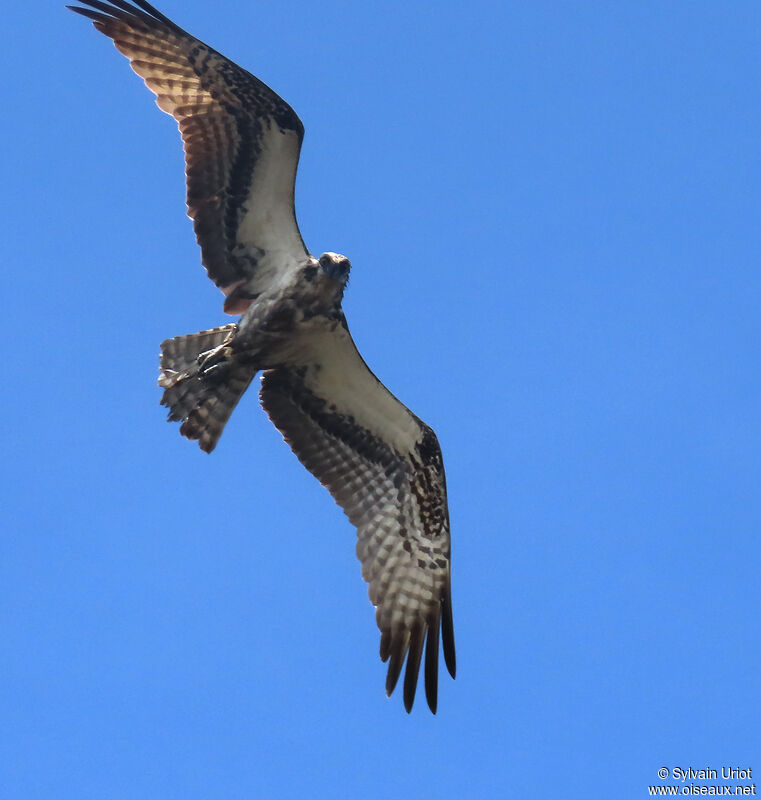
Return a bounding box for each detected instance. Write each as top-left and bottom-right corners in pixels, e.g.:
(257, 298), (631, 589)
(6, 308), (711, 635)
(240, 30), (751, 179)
(159, 326), (237, 385)
(159, 325), (256, 452)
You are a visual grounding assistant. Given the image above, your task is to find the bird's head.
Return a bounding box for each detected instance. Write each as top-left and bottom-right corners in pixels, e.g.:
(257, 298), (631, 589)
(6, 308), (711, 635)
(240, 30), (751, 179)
(318, 252), (351, 283)
(300, 252), (352, 314)
(317, 252), (351, 306)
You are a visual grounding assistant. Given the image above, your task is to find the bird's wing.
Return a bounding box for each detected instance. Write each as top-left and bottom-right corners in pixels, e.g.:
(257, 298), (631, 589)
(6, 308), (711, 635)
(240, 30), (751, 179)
(259, 325), (456, 713)
(69, 0), (309, 313)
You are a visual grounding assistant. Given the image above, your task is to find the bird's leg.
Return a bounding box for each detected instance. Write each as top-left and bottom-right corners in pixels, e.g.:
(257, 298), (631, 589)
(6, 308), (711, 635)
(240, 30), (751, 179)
(197, 343), (235, 385)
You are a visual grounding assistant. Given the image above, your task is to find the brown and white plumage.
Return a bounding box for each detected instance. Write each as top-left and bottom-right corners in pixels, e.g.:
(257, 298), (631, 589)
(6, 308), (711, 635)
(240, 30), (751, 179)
(259, 326), (455, 712)
(69, 0), (307, 313)
(70, 0), (455, 712)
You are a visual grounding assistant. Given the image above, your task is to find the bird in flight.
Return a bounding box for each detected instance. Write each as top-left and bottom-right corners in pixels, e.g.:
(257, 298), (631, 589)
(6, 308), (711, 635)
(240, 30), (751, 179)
(69, 0), (455, 712)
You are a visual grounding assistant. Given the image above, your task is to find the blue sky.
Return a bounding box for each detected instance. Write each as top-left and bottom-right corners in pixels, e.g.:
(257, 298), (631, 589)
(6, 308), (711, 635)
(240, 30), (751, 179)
(3, 1), (760, 797)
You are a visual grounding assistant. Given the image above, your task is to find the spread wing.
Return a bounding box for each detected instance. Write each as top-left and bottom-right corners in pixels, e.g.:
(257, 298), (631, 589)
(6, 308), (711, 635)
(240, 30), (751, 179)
(259, 325), (456, 713)
(69, 0), (309, 314)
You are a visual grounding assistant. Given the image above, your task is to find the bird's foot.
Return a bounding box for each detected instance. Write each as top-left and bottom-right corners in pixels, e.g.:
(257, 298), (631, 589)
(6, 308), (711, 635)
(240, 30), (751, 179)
(198, 345), (234, 385)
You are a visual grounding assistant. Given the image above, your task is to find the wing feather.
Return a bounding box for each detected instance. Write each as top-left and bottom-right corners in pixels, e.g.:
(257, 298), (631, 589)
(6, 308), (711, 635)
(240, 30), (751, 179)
(259, 331), (455, 713)
(69, 0), (308, 310)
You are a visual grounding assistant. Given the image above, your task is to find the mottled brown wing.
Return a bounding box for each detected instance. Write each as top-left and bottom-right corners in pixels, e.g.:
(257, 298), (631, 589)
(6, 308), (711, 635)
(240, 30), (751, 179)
(69, 0), (309, 312)
(260, 363), (456, 713)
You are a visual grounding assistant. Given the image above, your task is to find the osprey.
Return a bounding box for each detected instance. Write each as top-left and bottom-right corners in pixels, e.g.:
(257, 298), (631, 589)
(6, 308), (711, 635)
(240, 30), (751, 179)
(69, 0), (455, 712)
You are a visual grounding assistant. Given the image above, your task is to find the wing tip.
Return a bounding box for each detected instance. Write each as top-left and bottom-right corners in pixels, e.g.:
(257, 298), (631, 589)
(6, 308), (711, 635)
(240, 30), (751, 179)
(441, 588), (457, 679)
(424, 613), (440, 713)
(402, 624), (425, 712)
(382, 611), (455, 714)
(67, 0), (188, 37)
(67, 4), (107, 23)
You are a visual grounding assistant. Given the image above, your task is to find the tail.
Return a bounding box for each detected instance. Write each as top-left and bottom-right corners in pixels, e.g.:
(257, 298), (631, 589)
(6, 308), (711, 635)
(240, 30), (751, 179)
(158, 325), (256, 453)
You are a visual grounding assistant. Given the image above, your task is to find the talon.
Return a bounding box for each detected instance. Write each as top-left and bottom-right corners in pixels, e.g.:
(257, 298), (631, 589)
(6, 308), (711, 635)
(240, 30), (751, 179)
(198, 345), (234, 384)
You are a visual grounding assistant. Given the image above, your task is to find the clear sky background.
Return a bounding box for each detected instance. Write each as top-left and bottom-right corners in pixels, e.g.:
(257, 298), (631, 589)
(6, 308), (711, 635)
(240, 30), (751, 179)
(3, 1), (760, 797)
